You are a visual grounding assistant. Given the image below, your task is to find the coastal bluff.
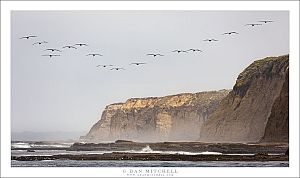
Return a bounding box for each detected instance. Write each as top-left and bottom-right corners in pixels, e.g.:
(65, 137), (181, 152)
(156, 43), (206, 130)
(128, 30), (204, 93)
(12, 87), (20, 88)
(200, 55), (289, 143)
(83, 55), (289, 144)
(83, 90), (230, 142)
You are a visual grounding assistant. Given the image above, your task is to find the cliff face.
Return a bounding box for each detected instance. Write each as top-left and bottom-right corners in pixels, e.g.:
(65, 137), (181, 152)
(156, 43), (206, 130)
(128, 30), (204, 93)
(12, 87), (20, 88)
(260, 67), (289, 142)
(84, 90), (230, 142)
(200, 55), (289, 143)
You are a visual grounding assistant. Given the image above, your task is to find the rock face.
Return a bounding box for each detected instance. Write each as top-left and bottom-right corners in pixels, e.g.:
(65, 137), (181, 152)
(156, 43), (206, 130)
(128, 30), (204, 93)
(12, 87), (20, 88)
(84, 90), (230, 142)
(260, 67), (289, 142)
(200, 55), (289, 143)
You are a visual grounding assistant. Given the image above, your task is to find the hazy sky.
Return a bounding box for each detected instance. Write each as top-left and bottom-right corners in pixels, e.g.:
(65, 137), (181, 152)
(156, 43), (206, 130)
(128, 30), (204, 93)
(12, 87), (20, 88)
(11, 11), (289, 133)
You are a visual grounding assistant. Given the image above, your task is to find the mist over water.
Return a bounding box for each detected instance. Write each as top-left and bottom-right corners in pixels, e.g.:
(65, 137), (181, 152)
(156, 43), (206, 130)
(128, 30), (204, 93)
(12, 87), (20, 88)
(11, 11), (289, 134)
(12, 131), (85, 141)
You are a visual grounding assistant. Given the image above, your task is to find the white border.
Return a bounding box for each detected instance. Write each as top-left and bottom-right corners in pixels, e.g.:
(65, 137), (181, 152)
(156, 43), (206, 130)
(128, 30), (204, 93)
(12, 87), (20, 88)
(1, 1), (299, 177)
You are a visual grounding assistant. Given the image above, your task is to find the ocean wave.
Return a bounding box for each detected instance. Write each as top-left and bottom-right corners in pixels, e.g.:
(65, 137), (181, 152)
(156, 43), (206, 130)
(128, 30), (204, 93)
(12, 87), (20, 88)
(11, 141), (73, 149)
(118, 146), (223, 155)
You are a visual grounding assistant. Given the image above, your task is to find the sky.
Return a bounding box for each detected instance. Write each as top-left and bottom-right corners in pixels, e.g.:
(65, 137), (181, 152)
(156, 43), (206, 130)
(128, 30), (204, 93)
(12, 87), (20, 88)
(11, 11), (289, 134)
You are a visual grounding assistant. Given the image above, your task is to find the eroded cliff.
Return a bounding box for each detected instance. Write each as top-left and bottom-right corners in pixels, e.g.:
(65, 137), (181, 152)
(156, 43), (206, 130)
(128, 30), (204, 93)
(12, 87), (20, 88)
(84, 90), (230, 142)
(260, 67), (289, 142)
(200, 55), (289, 143)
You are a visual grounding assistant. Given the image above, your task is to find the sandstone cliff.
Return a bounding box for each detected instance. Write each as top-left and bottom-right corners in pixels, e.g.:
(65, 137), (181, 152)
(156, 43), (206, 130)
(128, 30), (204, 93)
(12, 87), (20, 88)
(84, 90), (230, 142)
(200, 55), (289, 143)
(260, 67), (289, 142)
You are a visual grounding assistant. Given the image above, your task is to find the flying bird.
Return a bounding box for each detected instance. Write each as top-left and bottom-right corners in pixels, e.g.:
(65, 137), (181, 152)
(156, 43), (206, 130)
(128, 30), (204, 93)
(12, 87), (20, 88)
(187, 49), (202, 52)
(110, 67), (125, 71)
(222, 32), (239, 35)
(147, 54), (164, 57)
(42, 54), (60, 58)
(96, 64), (113, 68)
(172, 50), (188, 53)
(19, 35), (37, 39)
(87, 53), (103, 57)
(203, 39), (218, 42)
(63, 45), (77, 49)
(45, 48), (62, 52)
(33, 41), (48, 45)
(74, 43), (88, 47)
(258, 20), (274, 23)
(130, 62), (146, 66)
(245, 23), (262, 27)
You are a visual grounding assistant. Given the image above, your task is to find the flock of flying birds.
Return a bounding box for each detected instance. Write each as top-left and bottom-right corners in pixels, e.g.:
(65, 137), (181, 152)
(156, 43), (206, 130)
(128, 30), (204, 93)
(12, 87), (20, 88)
(19, 20), (274, 71)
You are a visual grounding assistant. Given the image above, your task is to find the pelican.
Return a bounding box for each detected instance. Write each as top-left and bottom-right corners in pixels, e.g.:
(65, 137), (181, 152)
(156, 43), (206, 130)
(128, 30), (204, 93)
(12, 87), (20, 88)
(130, 62), (146, 66)
(222, 32), (239, 35)
(96, 64), (113, 68)
(42, 54), (60, 58)
(258, 20), (274, 23)
(87, 53), (103, 57)
(245, 23), (262, 26)
(172, 50), (188, 53)
(45, 48), (62, 52)
(63, 45), (77, 49)
(187, 49), (202, 52)
(74, 43), (88, 47)
(19, 35), (37, 39)
(33, 41), (48, 45)
(203, 39), (218, 42)
(147, 54), (164, 57)
(110, 67), (125, 71)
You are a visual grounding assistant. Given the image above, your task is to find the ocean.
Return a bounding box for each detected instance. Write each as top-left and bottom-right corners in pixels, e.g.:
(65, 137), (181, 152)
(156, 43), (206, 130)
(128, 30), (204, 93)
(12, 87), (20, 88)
(11, 141), (289, 167)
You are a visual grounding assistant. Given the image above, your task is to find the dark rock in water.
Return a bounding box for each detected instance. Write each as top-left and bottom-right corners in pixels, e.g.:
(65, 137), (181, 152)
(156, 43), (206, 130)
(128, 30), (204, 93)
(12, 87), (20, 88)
(255, 152), (268, 157)
(27, 149), (35, 152)
(285, 149), (289, 156)
(115, 140), (134, 144)
(200, 55), (289, 143)
(11, 152), (289, 162)
(70, 141), (288, 155)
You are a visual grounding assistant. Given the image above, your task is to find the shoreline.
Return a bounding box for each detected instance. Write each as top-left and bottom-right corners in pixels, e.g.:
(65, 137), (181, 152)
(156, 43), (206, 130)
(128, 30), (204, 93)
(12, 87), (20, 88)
(12, 152), (288, 162)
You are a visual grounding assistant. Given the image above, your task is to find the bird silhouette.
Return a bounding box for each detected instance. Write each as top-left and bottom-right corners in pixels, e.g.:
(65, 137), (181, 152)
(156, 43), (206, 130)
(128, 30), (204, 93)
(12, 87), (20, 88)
(87, 53), (103, 57)
(42, 54), (60, 58)
(33, 41), (48, 45)
(96, 64), (113, 68)
(245, 23), (262, 26)
(63, 45), (77, 49)
(74, 43), (88, 47)
(172, 50), (188, 53)
(130, 62), (146, 66)
(258, 20), (274, 23)
(222, 32), (239, 35)
(110, 67), (125, 71)
(204, 39), (218, 42)
(147, 54), (164, 57)
(45, 48), (62, 52)
(187, 49), (202, 52)
(19, 35), (37, 39)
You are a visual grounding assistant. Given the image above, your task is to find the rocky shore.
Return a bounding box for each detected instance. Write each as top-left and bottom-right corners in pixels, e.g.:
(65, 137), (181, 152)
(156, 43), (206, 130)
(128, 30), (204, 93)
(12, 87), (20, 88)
(12, 141), (288, 162)
(68, 141), (288, 155)
(11, 152), (288, 162)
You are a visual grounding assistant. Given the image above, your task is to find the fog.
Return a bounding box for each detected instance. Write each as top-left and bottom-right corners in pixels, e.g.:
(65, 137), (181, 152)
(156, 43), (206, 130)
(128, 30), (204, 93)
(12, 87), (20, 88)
(11, 11), (289, 136)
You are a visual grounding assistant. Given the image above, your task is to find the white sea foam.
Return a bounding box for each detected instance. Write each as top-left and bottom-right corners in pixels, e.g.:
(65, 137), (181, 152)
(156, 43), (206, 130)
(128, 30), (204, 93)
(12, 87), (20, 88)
(11, 142), (31, 148)
(11, 142), (73, 149)
(118, 146), (223, 155)
(198, 151), (223, 155)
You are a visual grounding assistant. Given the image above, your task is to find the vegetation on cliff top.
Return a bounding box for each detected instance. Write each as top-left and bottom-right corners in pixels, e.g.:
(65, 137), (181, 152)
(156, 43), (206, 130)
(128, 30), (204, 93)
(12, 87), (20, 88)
(106, 90), (230, 110)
